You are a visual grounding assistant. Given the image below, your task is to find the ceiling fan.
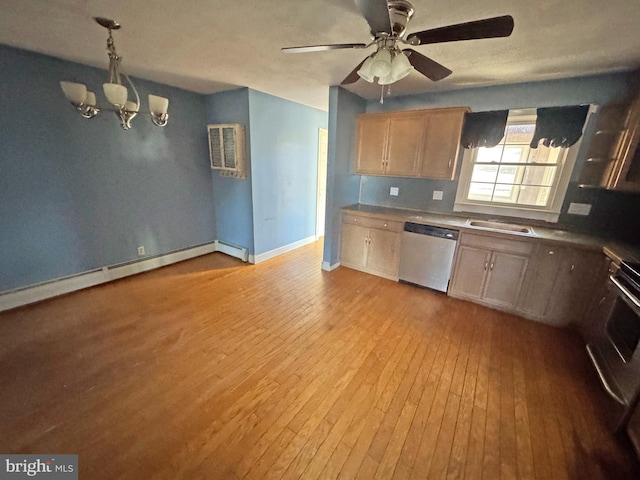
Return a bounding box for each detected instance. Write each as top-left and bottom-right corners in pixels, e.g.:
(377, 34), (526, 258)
(282, 0), (514, 87)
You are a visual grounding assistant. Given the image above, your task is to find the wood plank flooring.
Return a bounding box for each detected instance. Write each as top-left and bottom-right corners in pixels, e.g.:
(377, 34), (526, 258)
(0, 240), (638, 479)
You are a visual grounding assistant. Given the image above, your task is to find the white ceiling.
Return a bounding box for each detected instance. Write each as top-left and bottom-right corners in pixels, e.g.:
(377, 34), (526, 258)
(0, 0), (639, 111)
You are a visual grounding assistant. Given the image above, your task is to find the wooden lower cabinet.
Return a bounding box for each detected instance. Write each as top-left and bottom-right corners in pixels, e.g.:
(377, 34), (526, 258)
(340, 223), (368, 270)
(517, 243), (604, 326)
(340, 213), (402, 280)
(449, 245), (489, 299)
(449, 233), (531, 310)
(544, 248), (603, 325)
(483, 251), (530, 308)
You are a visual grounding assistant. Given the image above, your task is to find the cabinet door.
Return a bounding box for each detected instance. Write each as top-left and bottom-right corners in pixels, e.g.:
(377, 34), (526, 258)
(610, 93), (640, 192)
(420, 109), (466, 180)
(366, 228), (400, 278)
(340, 223), (368, 270)
(385, 113), (424, 177)
(449, 245), (491, 300)
(518, 245), (564, 317)
(483, 251), (529, 308)
(356, 116), (388, 175)
(545, 249), (603, 326)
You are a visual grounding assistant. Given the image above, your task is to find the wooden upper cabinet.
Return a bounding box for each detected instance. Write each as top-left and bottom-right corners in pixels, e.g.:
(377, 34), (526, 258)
(355, 115), (388, 175)
(609, 92), (640, 192)
(355, 107), (468, 179)
(420, 108), (467, 180)
(385, 113), (424, 177)
(579, 78), (640, 192)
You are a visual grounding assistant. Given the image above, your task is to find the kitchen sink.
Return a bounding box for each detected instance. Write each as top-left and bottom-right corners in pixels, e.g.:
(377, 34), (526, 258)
(466, 219), (535, 235)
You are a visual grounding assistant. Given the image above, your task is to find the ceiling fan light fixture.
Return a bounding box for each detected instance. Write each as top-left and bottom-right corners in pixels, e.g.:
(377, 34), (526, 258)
(378, 50), (413, 85)
(357, 55), (376, 83)
(370, 48), (392, 78)
(390, 51), (413, 81)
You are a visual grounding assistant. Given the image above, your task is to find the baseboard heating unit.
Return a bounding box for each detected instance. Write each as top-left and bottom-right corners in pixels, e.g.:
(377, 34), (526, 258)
(215, 240), (249, 262)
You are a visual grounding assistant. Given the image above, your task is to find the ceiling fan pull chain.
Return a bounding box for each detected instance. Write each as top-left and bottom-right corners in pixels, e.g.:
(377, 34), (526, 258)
(379, 85), (384, 104)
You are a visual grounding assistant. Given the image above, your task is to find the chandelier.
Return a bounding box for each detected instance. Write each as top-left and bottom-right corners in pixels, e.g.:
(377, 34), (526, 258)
(59, 17), (169, 130)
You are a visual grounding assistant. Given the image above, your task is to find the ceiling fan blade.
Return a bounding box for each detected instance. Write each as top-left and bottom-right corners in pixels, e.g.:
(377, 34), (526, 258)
(355, 0), (392, 35)
(408, 15), (514, 45)
(404, 49), (452, 82)
(282, 43), (367, 53)
(341, 57), (369, 85)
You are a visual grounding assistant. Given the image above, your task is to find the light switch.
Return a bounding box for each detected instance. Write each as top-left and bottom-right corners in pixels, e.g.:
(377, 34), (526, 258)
(433, 190), (443, 200)
(567, 202), (592, 215)
(390, 187), (399, 196)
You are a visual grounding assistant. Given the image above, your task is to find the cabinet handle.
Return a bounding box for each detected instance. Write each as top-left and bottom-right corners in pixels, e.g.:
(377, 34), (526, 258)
(490, 262), (494, 271)
(570, 264), (575, 272)
(548, 250), (554, 255)
(448, 157), (452, 168)
(484, 261), (488, 270)
(383, 223), (388, 227)
(353, 218), (357, 222)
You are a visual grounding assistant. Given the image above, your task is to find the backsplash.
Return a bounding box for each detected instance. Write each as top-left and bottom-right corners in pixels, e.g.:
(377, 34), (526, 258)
(359, 175), (640, 245)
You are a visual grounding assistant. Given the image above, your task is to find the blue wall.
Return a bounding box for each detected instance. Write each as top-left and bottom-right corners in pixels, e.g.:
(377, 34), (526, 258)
(354, 73), (640, 242)
(205, 88), (328, 258)
(248, 90), (327, 256)
(0, 45), (216, 293)
(323, 87), (366, 267)
(205, 88), (255, 254)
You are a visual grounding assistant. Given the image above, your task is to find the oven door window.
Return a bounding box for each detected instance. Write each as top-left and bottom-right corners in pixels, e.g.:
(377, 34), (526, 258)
(606, 281), (640, 363)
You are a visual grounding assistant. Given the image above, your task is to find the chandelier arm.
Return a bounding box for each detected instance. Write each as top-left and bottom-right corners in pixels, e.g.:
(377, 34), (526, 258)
(124, 73), (141, 109)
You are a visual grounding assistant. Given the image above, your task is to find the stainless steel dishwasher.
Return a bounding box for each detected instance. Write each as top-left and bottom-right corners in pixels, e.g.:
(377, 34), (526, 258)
(398, 222), (459, 292)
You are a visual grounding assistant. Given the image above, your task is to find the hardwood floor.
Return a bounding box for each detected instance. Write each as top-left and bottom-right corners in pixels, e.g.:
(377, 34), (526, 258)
(0, 240), (638, 479)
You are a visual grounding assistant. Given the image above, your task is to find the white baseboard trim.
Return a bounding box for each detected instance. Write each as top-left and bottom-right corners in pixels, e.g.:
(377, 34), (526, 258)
(252, 235), (316, 264)
(0, 242), (216, 313)
(321, 260), (340, 272)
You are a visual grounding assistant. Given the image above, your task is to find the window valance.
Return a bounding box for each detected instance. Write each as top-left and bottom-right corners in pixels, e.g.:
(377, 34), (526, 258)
(530, 105), (589, 149)
(461, 110), (509, 149)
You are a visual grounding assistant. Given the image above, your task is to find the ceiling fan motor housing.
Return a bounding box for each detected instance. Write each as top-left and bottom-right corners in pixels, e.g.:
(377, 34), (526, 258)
(387, 0), (414, 37)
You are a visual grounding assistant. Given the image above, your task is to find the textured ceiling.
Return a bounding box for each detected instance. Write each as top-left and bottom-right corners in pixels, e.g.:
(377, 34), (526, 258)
(0, 0), (639, 111)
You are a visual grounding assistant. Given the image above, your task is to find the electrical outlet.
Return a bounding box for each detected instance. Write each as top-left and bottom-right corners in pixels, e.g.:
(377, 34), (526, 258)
(389, 187), (399, 196)
(567, 202), (592, 216)
(433, 190), (443, 200)
(137, 245), (145, 256)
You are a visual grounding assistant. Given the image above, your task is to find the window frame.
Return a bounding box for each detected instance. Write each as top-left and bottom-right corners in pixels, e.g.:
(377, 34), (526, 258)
(454, 109), (588, 223)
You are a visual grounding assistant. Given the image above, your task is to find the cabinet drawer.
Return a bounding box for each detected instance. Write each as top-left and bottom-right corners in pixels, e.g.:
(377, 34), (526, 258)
(460, 232), (533, 255)
(342, 214), (403, 232)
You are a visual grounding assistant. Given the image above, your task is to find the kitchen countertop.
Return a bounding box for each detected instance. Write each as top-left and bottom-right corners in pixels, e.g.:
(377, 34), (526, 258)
(342, 203), (638, 260)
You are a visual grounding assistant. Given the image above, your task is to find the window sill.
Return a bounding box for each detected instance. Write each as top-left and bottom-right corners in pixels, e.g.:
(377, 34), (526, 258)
(453, 202), (560, 223)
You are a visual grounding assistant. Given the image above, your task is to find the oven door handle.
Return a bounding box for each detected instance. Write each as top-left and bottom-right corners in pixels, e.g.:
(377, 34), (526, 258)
(610, 275), (640, 313)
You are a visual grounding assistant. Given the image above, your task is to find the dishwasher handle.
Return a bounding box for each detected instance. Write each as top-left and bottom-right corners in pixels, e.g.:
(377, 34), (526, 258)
(403, 222), (459, 240)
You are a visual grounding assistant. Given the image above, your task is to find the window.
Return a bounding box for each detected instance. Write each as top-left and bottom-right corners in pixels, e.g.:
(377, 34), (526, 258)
(454, 110), (586, 223)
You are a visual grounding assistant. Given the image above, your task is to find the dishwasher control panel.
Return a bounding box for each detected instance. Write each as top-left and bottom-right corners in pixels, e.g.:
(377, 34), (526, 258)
(403, 222), (460, 240)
